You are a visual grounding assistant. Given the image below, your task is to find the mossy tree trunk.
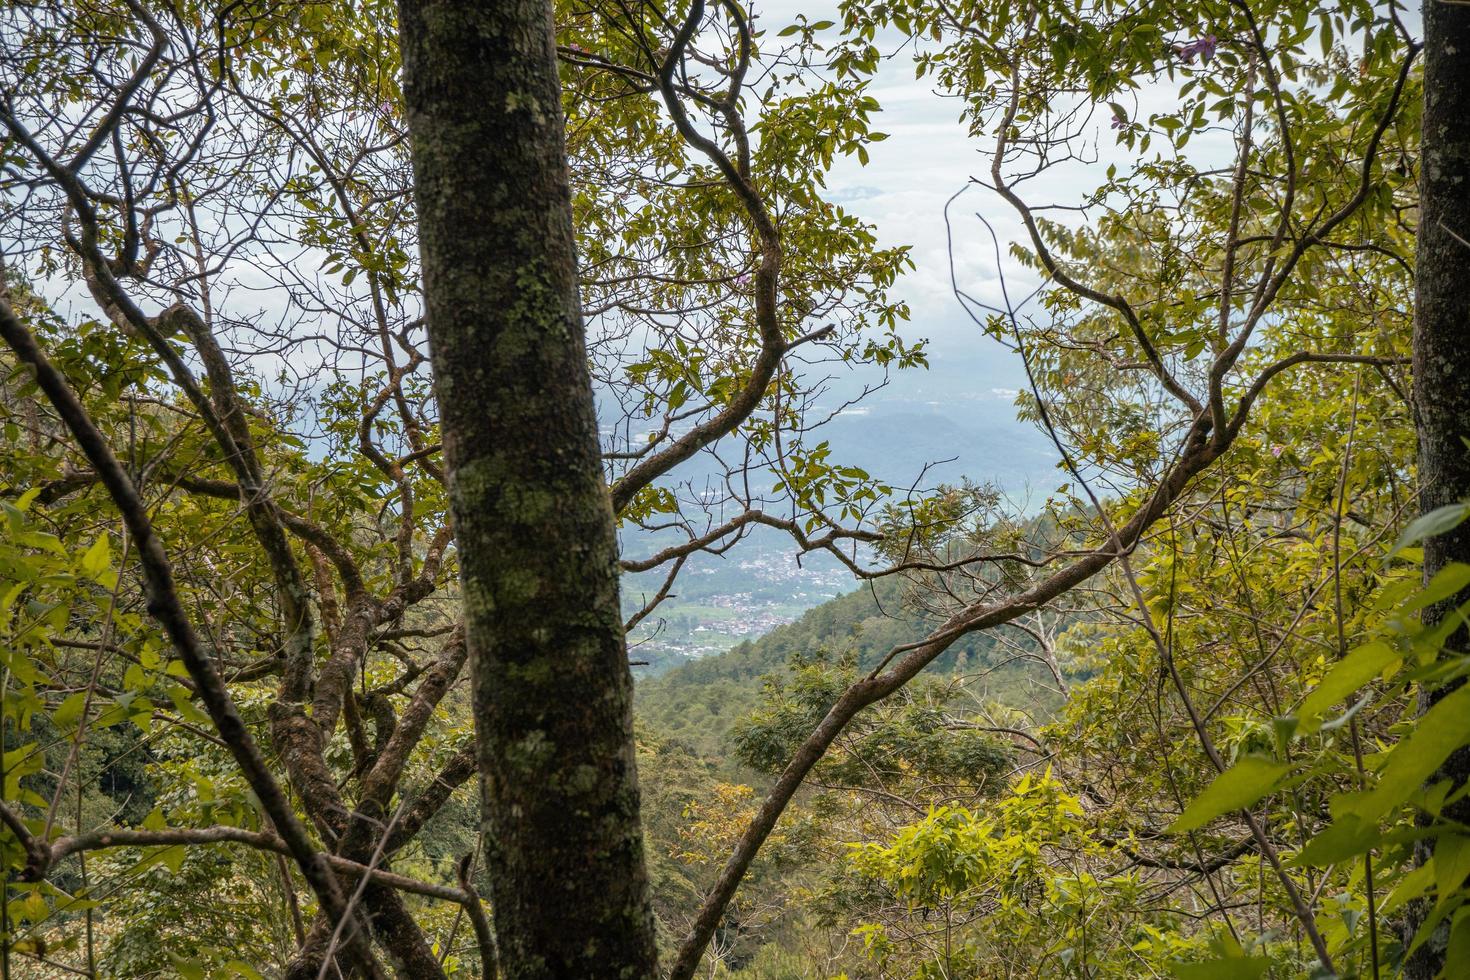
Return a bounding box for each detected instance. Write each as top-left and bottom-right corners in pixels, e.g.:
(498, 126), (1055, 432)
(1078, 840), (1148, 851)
(397, 1), (659, 977)
(1406, 1), (1470, 975)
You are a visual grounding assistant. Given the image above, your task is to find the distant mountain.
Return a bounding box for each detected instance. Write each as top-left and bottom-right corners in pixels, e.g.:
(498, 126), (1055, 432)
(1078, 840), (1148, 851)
(617, 395), (1061, 671)
(810, 341), (1062, 496)
(818, 402), (1057, 494)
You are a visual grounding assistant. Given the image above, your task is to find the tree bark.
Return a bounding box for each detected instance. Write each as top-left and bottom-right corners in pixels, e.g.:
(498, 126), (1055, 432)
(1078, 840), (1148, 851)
(1405, 1), (1470, 975)
(397, 2), (660, 978)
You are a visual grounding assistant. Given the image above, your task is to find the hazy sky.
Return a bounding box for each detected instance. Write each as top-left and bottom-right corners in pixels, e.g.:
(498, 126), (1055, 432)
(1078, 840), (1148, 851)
(749, 0), (1242, 493)
(764, 0), (1039, 381)
(751, 0), (1074, 489)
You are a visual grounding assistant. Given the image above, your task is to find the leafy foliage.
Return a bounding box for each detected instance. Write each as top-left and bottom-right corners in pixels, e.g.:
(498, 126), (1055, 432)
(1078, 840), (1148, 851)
(1, 0), (1462, 977)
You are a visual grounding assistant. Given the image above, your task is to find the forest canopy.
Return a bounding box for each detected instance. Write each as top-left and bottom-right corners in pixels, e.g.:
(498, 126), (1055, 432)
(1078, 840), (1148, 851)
(2, 0), (1467, 979)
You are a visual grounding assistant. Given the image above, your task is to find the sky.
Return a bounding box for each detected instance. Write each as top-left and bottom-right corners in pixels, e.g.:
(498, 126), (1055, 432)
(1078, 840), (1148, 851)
(744, 0), (1246, 495)
(766, 0), (1039, 363)
(749, 0), (1073, 493)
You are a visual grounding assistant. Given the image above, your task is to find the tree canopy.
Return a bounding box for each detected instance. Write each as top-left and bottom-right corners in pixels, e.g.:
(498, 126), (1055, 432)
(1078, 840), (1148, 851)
(4, 0), (1468, 978)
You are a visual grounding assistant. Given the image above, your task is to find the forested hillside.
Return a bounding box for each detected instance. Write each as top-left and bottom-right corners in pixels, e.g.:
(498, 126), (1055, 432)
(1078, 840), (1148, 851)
(5, 1), (1470, 979)
(637, 571), (1064, 757)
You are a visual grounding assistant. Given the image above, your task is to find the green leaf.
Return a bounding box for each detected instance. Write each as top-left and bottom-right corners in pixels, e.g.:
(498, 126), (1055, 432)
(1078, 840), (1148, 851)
(135, 844), (188, 876)
(1297, 641), (1400, 723)
(1407, 887), (1458, 957)
(1392, 503), (1470, 557)
(89, 700), (134, 731)
(169, 685), (211, 726)
(1168, 757), (1292, 833)
(1357, 683), (1470, 821)
(1169, 957), (1270, 979)
(16, 529), (64, 553)
(2, 744), (43, 798)
(169, 953), (206, 980)
(162, 843), (187, 874)
(80, 533), (112, 584)
(1290, 814), (1380, 866)
(0, 635), (49, 686)
(52, 691), (88, 732)
(1272, 714), (1299, 753)
(1437, 834), (1470, 911)
(1403, 562), (1470, 615)
(1320, 693), (1372, 731)
(1447, 907), (1470, 976)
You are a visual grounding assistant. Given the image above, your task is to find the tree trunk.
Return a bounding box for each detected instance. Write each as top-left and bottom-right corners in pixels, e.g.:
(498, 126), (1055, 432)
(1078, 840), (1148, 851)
(1405, 1), (1470, 975)
(396, 2), (660, 978)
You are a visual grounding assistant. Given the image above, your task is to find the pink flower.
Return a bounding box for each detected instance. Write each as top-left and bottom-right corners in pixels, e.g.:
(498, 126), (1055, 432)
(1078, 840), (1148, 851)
(1173, 34), (1218, 65)
(1271, 444), (1284, 458)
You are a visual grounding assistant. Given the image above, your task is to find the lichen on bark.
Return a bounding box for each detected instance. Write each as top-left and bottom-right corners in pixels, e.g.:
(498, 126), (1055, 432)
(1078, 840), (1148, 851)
(397, 0), (660, 976)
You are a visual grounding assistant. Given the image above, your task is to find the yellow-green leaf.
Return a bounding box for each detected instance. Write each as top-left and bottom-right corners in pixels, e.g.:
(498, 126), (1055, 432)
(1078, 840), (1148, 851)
(1297, 641), (1400, 724)
(1168, 757), (1291, 833)
(1357, 684), (1470, 821)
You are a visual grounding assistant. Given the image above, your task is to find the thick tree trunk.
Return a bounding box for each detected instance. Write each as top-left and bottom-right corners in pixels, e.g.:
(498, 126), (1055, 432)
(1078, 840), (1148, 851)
(1405, 1), (1470, 975)
(396, 2), (660, 978)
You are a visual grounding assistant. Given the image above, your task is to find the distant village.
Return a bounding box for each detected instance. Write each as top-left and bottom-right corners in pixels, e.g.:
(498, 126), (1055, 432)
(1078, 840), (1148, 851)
(626, 547), (854, 666)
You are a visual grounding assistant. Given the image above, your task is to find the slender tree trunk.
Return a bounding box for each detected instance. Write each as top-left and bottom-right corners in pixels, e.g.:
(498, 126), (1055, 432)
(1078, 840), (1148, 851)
(1405, 1), (1470, 975)
(396, 2), (660, 978)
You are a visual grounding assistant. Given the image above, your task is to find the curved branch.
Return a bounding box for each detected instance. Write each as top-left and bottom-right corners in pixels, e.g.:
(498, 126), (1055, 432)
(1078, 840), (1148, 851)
(40, 826), (472, 906)
(458, 852), (499, 979)
(667, 420), (1225, 979)
(608, 0), (786, 510)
